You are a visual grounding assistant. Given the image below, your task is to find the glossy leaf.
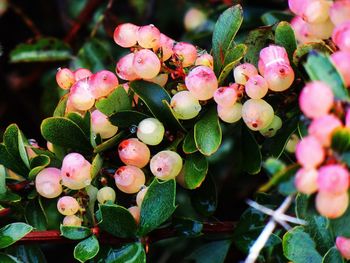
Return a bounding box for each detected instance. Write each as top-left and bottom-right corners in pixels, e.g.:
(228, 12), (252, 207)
(275, 21), (297, 62)
(186, 240), (232, 263)
(183, 129), (198, 154)
(0, 144), (28, 176)
(95, 86), (131, 116)
(0, 253), (21, 263)
(60, 225), (91, 240)
(53, 95), (68, 117)
(0, 223), (33, 249)
(67, 112), (90, 138)
(105, 242), (146, 263)
(90, 154), (103, 179)
(109, 110), (149, 129)
(74, 235), (99, 263)
(323, 247), (344, 263)
(28, 155), (50, 179)
(293, 42), (332, 66)
(6, 244), (47, 263)
(182, 153), (208, 189)
(24, 199), (47, 231)
(93, 131), (126, 153)
(261, 11), (293, 25)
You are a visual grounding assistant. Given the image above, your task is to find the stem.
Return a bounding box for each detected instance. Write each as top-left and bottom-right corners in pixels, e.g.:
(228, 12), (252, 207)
(90, 0), (114, 38)
(9, 3), (41, 37)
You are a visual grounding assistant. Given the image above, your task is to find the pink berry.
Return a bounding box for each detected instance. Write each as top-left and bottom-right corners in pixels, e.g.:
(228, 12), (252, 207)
(184, 8), (207, 31)
(288, 0), (308, 16)
(302, 0), (330, 24)
(317, 164), (349, 195)
(173, 42), (197, 67)
(35, 168), (62, 198)
(316, 191), (349, 218)
(137, 24), (161, 50)
(330, 1), (350, 26)
(89, 70), (119, 99)
(74, 68), (92, 81)
(185, 66), (218, 100)
(113, 23), (139, 48)
(217, 103), (242, 124)
(234, 63), (258, 85)
(296, 136), (325, 169)
(159, 33), (174, 61)
(213, 85), (238, 107)
(69, 79), (95, 111)
(114, 165), (145, 194)
(118, 138), (150, 168)
(57, 196), (80, 216)
(291, 17), (319, 44)
(91, 109), (118, 139)
(308, 19), (334, 40)
(116, 53), (139, 81)
(245, 75), (268, 99)
(61, 153), (92, 190)
(133, 49), (161, 79)
(258, 45), (290, 76)
(128, 206), (140, 224)
(308, 114), (342, 146)
(331, 51), (350, 87)
(195, 53), (214, 69)
(63, 215), (82, 226)
(264, 64), (294, 92)
(150, 150), (183, 181)
(299, 81), (334, 119)
(336, 236), (350, 260)
(241, 99), (274, 131)
(56, 68), (75, 90)
(294, 168), (318, 195)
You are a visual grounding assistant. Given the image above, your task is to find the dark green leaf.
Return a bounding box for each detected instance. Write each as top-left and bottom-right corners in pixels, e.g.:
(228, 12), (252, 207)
(0, 191), (21, 203)
(186, 240), (232, 263)
(261, 11), (294, 26)
(259, 164), (298, 192)
(74, 235), (99, 263)
(28, 155), (50, 180)
(275, 21), (297, 62)
(67, 112), (90, 138)
(0, 144), (28, 177)
(105, 242), (146, 263)
(0, 253), (21, 263)
(90, 154), (103, 179)
(330, 204), (350, 237)
(182, 153), (208, 189)
(331, 128), (350, 153)
(242, 126), (261, 174)
(109, 111), (150, 129)
(323, 247), (344, 263)
(6, 244), (47, 263)
(94, 131), (126, 153)
(183, 129), (198, 154)
(25, 199), (47, 230)
(95, 86), (131, 116)
(191, 174), (217, 217)
(60, 225), (91, 240)
(0, 223), (33, 249)
(53, 95), (68, 117)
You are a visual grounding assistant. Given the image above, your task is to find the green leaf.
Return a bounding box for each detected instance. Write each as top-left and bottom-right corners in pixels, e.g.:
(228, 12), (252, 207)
(183, 129), (198, 154)
(95, 86), (131, 116)
(194, 107), (222, 156)
(331, 128), (350, 153)
(212, 5), (243, 74)
(6, 244), (47, 263)
(94, 131), (126, 153)
(67, 112), (90, 138)
(0, 191), (21, 203)
(323, 247), (344, 263)
(261, 11), (294, 26)
(60, 225), (91, 240)
(293, 42), (332, 66)
(0, 223), (33, 249)
(139, 179), (176, 236)
(242, 126), (261, 174)
(186, 240), (232, 263)
(24, 199), (47, 230)
(109, 111), (150, 129)
(98, 204), (137, 238)
(130, 80), (184, 131)
(0, 253), (21, 263)
(10, 38), (71, 63)
(0, 144), (28, 176)
(330, 204), (350, 237)
(28, 155), (50, 180)
(74, 235), (99, 263)
(105, 242), (146, 263)
(283, 226), (323, 263)
(0, 165), (7, 195)
(182, 153), (208, 189)
(275, 21), (297, 62)
(304, 52), (349, 101)
(90, 154), (103, 179)
(53, 95), (68, 117)
(191, 174), (217, 217)
(41, 117), (92, 152)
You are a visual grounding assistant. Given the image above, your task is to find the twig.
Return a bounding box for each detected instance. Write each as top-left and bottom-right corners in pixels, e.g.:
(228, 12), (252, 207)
(90, 0), (114, 38)
(8, 3), (41, 37)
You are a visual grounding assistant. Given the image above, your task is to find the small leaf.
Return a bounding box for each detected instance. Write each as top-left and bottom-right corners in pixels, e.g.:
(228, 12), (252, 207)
(182, 153), (208, 189)
(0, 223), (33, 249)
(242, 126), (262, 174)
(331, 128), (350, 153)
(94, 131), (126, 153)
(53, 95), (68, 117)
(60, 225), (91, 240)
(90, 154), (103, 179)
(293, 42), (332, 66)
(275, 21), (297, 62)
(183, 129), (198, 154)
(95, 86), (131, 116)
(24, 199), (47, 230)
(104, 242), (146, 263)
(29, 155), (51, 179)
(139, 179), (176, 236)
(194, 107), (222, 156)
(191, 175), (217, 217)
(74, 235), (99, 263)
(109, 110), (150, 129)
(67, 112), (91, 138)
(261, 11), (294, 25)
(186, 240), (232, 263)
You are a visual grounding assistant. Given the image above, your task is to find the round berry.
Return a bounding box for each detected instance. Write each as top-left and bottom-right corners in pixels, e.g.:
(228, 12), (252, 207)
(113, 23), (139, 48)
(258, 45), (289, 75)
(150, 150), (183, 180)
(330, 1), (350, 26)
(259, 115), (282, 137)
(217, 103), (242, 124)
(170, 91), (201, 120)
(195, 53), (214, 69)
(296, 136), (325, 169)
(114, 165), (145, 194)
(242, 99), (274, 131)
(118, 138), (150, 168)
(316, 191), (349, 219)
(245, 75), (268, 99)
(336, 236), (350, 260)
(185, 66), (218, 100)
(69, 79), (95, 111)
(133, 49), (161, 79)
(35, 168), (62, 199)
(159, 33), (174, 61)
(291, 16), (319, 44)
(136, 187), (148, 207)
(285, 134), (299, 153)
(97, 186), (116, 204)
(91, 109), (118, 139)
(89, 70), (118, 99)
(213, 85), (238, 107)
(308, 19), (334, 40)
(128, 206), (141, 224)
(302, 0), (330, 24)
(173, 42), (197, 67)
(317, 164), (349, 195)
(137, 24), (161, 50)
(57, 196), (80, 216)
(331, 51), (350, 87)
(308, 114), (342, 146)
(184, 8), (207, 31)
(74, 68), (92, 81)
(116, 53), (139, 81)
(63, 215), (82, 226)
(264, 64), (294, 92)
(137, 118), (165, 146)
(56, 68), (75, 90)
(234, 63), (258, 85)
(294, 168), (318, 195)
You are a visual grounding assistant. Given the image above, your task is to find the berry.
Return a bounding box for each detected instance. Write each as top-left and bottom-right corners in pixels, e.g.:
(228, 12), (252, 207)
(308, 114), (342, 146)
(69, 79), (95, 111)
(137, 118), (165, 145)
(35, 168), (62, 198)
(291, 17), (319, 44)
(317, 164), (349, 195)
(116, 53), (139, 81)
(233, 63), (258, 85)
(331, 51), (350, 87)
(184, 8), (207, 31)
(63, 215), (82, 226)
(136, 187), (148, 207)
(259, 115), (282, 137)
(245, 75), (268, 99)
(113, 23), (139, 48)
(137, 24), (161, 50)
(114, 165), (145, 194)
(57, 196), (80, 216)
(74, 68), (92, 81)
(150, 150), (183, 180)
(336, 236), (350, 260)
(258, 45), (289, 75)
(97, 186), (116, 204)
(217, 103), (242, 123)
(242, 99), (274, 131)
(128, 206), (140, 224)
(264, 64), (294, 92)
(308, 19), (334, 40)
(195, 53), (214, 69)
(145, 73), (168, 87)
(185, 66), (218, 100)
(302, 0), (330, 24)
(288, 0), (308, 16)
(285, 134), (299, 153)
(118, 138), (150, 168)
(213, 85), (238, 107)
(89, 70), (119, 99)
(159, 33), (174, 61)
(133, 49), (161, 79)
(91, 109), (118, 139)
(330, 1), (350, 26)
(294, 168), (318, 194)
(173, 42), (197, 67)
(315, 191), (349, 218)
(56, 68), (75, 90)
(170, 91), (201, 120)
(296, 136), (325, 169)
(61, 153), (92, 190)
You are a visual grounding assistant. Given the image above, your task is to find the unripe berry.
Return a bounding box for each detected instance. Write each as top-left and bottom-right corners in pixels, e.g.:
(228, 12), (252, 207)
(61, 153), (92, 190)
(56, 68), (75, 90)
(57, 196), (80, 216)
(233, 63), (258, 85)
(332, 22), (350, 51)
(116, 53), (139, 81)
(170, 91), (201, 120)
(302, 0), (330, 24)
(245, 75), (268, 99)
(195, 53), (214, 69)
(69, 79), (95, 111)
(264, 64), (294, 92)
(331, 51), (350, 87)
(128, 206), (140, 224)
(308, 19), (334, 40)
(136, 187), (148, 207)
(133, 49), (161, 79)
(118, 138), (150, 168)
(89, 70), (119, 99)
(137, 118), (165, 146)
(74, 68), (92, 81)
(35, 168), (62, 198)
(285, 134), (299, 153)
(137, 24), (161, 50)
(213, 85), (238, 107)
(217, 103), (243, 124)
(63, 215), (82, 226)
(296, 136), (325, 169)
(91, 109), (118, 139)
(258, 45), (290, 76)
(318, 165), (349, 195)
(113, 23), (139, 48)
(184, 8), (207, 31)
(294, 168), (318, 195)
(299, 81), (334, 119)
(336, 236), (350, 260)
(114, 165), (146, 194)
(173, 42), (197, 67)
(185, 66), (218, 100)
(316, 191), (349, 218)
(242, 99), (274, 131)
(308, 114), (342, 146)
(330, 1), (350, 26)
(259, 115), (282, 137)
(145, 73), (168, 87)
(97, 186), (116, 204)
(159, 33), (174, 61)
(291, 17), (319, 44)
(150, 150), (183, 180)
